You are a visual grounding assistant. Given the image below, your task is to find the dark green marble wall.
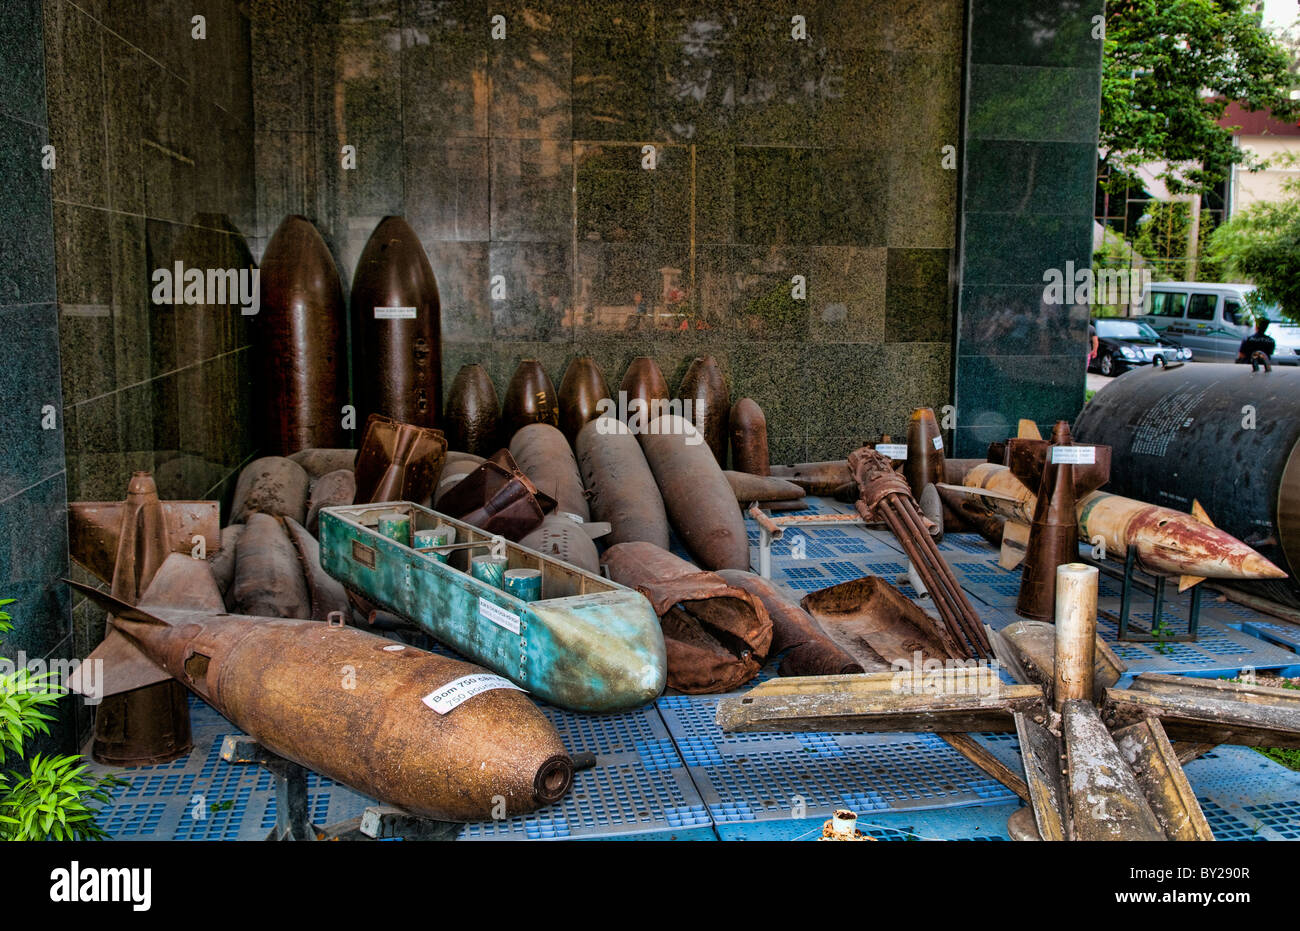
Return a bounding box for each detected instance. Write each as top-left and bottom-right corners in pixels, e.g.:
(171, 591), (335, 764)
(952, 0), (1102, 456)
(41, 0), (259, 742)
(252, 0), (963, 463)
(0, 0), (72, 753)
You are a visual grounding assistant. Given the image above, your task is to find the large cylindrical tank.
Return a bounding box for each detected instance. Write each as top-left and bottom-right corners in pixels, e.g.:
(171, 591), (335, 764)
(1074, 365), (1300, 605)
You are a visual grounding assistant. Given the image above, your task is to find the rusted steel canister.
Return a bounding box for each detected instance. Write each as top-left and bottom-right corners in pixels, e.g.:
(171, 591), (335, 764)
(678, 355), (730, 467)
(769, 460), (853, 496)
(558, 356), (611, 445)
(576, 417), (670, 549)
(620, 356), (670, 424)
(444, 363), (500, 455)
(1016, 422), (1079, 621)
(639, 414), (750, 571)
(501, 359), (560, 437)
(729, 397), (770, 476)
(257, 216), (348, 456)
(509, 423), (591, 522)
(717, 570), (863, 676)
(350, 216), (442, 428)
(903, 407), (945, 498)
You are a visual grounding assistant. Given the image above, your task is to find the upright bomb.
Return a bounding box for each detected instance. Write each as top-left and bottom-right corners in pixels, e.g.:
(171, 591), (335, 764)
(729, 397), (769, 475)
(257, 216), (348, 455)
(903, 407), (944, 499)
(639, 414), (750, 571)
(69, 556), (573, 822)
(576, 417), (670, 549)
(509, 423), (591, 521)
(1016, 422), (1080, 621)
(678, 356), (729, 467)
(444, 363), (500, 455)
(350, 216), (442, 428)
(620, 356), (670, 423)
(558, 357), (611, 445)
(501, 359), (560, 437)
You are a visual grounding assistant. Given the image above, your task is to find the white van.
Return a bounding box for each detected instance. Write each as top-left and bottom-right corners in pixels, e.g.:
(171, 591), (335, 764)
(1135, 282), (1300, 364)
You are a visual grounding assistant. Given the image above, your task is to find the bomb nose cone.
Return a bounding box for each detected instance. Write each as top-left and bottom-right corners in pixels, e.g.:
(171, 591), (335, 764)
(126, 471), (159, 496)
(558, 356), (611, 443)
(1050, 420), (1074, 445)
(1243, 553), (1289, 580)
(445, 363), (501, 455)
(502, 359), (560, 436)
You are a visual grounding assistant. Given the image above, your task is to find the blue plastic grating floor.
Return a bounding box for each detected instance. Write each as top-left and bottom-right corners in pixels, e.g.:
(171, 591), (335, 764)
(83, 499), (1300, 840)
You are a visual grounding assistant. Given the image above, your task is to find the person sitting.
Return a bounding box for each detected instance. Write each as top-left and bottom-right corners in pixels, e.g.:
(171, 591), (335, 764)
(1236, 316), (1276, 364)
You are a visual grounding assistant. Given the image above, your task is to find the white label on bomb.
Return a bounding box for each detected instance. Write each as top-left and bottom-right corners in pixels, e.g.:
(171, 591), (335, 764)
(932, 436), (943, 451)
(479, 598), (521, 634)
(375, 306), (417, 319)
(422, 674), (525, 714)
(877, 444), (908, 460)
(1051, 445), (1097, 464)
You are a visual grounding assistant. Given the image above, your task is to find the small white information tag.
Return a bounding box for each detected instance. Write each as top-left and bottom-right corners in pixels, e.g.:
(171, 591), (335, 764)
(479, 597), (521, 634)
(422, 674), (524, 714)
(375, 306), (417, 319)
(932, 436), (943, 451)
(1051, 445), (1096, 465)
(876, 443), (908, 460)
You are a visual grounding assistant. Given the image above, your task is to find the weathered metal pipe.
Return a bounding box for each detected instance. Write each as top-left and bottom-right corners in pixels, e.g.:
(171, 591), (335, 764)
(350, 215), (442, 427)
(602, 542), (771, 693)
(509, 423), (590, 521)
(678, 355), (729, 467)
(1054, 563), (1099, 711)
(501, 359), (560, 437)
(640, 414), (750, 571)
(444, 363), (501, 456)
(558, 356), (611, 445)
(257, 216), (348, 455)
(729, 397), (769, 476)
(576, 416), (671, 549)
(718, 570), (864, 676)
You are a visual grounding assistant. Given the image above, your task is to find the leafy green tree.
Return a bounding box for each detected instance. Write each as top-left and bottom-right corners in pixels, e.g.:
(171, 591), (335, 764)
(0, 599), (122, 840)
(1133, 201), (1192, 278)
(1102, 0), (1298, 195)
(1208, 181), (1300, 321)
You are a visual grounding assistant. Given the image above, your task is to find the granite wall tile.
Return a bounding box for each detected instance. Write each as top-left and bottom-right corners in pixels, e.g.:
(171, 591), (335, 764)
(964, 140), (1097, 216)
(967, 64), (1101, 143)
(572, 34), (658, 141)
(1, 0), (49, 126)
(885, 248), (953, 343)
(969, 0), (1104, 69)
(490, 136), (573, 242)
(488, 241), (573, 340)
(43, 0), (107, 208)
(405, 134), (490, 241)
(961, 211), (1094, 288)
(0, 473), (69, 661)
(489, 29), (572, 139)
(0, 117), (56, 307)
(0, 303), (65, 502)
(400, 28), (488, 138)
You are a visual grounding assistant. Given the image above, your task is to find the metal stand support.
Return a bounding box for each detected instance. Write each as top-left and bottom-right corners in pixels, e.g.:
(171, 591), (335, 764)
(219, 735), (460, 841)
(1084, 544), (1201, 643)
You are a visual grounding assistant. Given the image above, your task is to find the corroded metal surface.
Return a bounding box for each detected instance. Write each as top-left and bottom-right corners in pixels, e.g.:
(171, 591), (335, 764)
(558, 356), (611, 445)
(1114, 717), (1215, 841)
(232, 512), (312, 619)
(352, 413), (447, 506)
(770, 460), (852, 496)
(729, 397), (769, 476)
(501, 359), (560, 437)
(678, 355), (729, 467)
(518, 514), (601, 575)
(305, 468), (357, 536)
(257, 216), (348, 455)
(70, 558), (572, 822)
(602, 542), (771, 694)
(350, 215), (442, 427)
(1106, 674), (1300, 749)
(800, 576), (961, 670)
(229, 456), (311, 525)
(999, 619), (1126, 699)
(723, 471), (805, 503)
(576, 416), (671, 549)
(718, 570), (863, 676)
(1016, 422), (1081, 621)
(640, 414), (749, 570)
(208, 524), (242, 601)
(319, 503), (666, 712)
(1062, 700), (1167, 841)
(288, 447), (357, 480)
(619, 357), (670, 423)
(435, 449), (556, 540)
(444, 363), (500, 455)
(902, 407), (944, 498)
(283, 516), (352, 623)
(509, 423), (591, 521)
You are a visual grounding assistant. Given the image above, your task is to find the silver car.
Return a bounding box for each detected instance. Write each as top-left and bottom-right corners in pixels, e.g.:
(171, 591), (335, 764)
(1135, 282), (1300, 364)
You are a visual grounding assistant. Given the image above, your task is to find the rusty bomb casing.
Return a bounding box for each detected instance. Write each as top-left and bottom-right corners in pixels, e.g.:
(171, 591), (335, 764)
(232, 512), (312, 619)
(288, 447), (357, 480)
(576, 416), (671, 549)
(229, 456), (310, 525)
(1016, 422), (1080, 622)
(903, 407), (945, 499)
(305, 468), (357, 536)
(729, 397), (769, 476)
(444, 363), (501, 456)
(350, 216), (442, 428)
(558, 356), (611, 445)
(257, 216), (348, 455)
(602, 542), (772, 694)
(678, 355), (730, 467)
(723, 470), (805, 504)
(620, 357), (670, 424)
(501, 359), (560, 437)
(770, 460), (854, 496)
(518, 513), (601, 575)
(509, 423), (591, 522)
(352, 413), (448, 506)
(639, 414), (750, 571)
(283, 516), (352, 623)
(71, 558), (572, 822)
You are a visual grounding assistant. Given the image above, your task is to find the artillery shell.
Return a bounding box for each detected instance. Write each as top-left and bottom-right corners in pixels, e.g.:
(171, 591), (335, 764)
(230, 456), (311, 525)
(576, 417), (671, 549)
(288, 448), (357, 481)
(558, 356), (611, 445)
(678, 355), (729, 467)
(639, 414), (749, 571)
(501, 359), (560, 437)
(350, 216), (442, 427)
(509, 422), (591, 522)
(305, 468), (357, 536)
(620, 356), (670, 424)
(257, 216), (348, 455)
(729, 397), (770, 476)
(903, 407), (945, 499)
(1016, 422), (1080, 621)
(232, 512), (313, 619)
(445, 363), (501, 455)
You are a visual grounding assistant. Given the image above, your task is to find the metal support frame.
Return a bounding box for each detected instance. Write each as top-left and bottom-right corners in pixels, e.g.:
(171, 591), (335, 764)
(219, 735), (460, 841)
(753, 511), (874, 580)
(1084, 544), (1201, 643)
